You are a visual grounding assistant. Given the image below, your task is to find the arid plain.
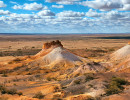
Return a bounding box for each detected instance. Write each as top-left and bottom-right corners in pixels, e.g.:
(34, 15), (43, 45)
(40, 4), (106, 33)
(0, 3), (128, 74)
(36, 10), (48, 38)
(0, 34), (130, 100)
(0, 34), (130, 60)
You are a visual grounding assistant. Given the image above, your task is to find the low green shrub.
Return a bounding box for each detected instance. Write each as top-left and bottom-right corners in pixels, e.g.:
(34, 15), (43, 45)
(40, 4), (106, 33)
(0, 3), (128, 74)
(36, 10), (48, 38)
(112, 77), (128, 85)
(105, 77), (128, 95)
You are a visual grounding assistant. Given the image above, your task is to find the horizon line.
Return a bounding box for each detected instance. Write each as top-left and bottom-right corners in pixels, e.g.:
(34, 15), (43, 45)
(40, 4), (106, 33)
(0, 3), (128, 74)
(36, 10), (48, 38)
(0, 33), (130, 35)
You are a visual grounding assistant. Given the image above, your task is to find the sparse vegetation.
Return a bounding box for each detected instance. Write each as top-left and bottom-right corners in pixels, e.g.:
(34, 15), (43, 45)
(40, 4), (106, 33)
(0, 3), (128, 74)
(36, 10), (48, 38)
(52, 77), (57, 81)
(17, 91), (23, 96)
(62, 86), (67, 89)
(108, 48), (115, 52)
(13, 58), (22, 62)
(1, 71), (8, 77)
(7, 88), (17, 95)
(26, 72), (32, 75)
(1, 73), (8, 77)
(0, 49), (41, 57)
(46, 77), (57, 81)
(74, 79), (81, 84)
(87, 96), (101, 100)
(88, 84), (93, 88)
(105, 77), (128, 95)
(74, 73), (80, 77)
(13, 83), (17, 86)
(0, 84), (22, 95)
(52, 94), (62, 99)
(85, 75), (94, 82)
(32, 46), (35, 49)
(33, 92), (44, 99)
(85, 74), (95, 82)
(47, 77), (52, 81)
(8, 58), (22, 64)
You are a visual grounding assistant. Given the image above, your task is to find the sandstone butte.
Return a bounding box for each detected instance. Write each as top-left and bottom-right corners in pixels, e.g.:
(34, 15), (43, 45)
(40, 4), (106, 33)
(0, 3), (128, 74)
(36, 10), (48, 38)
(32, 40), (64, 59)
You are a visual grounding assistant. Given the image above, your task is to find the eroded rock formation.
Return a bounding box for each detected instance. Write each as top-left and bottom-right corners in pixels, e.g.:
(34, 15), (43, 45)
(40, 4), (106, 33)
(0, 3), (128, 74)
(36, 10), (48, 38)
(42, 40), (63, 49)
(32, 40), (63, 59)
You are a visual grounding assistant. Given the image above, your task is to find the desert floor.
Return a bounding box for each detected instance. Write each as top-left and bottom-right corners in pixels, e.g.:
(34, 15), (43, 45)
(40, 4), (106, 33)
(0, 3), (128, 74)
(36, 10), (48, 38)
(0, 34), (130, 100)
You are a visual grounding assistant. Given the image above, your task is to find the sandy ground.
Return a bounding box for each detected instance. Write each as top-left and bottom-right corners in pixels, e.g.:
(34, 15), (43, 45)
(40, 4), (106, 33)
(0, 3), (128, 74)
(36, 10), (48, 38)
(0, 34), (130, 100)
(0, 34), (129, 51)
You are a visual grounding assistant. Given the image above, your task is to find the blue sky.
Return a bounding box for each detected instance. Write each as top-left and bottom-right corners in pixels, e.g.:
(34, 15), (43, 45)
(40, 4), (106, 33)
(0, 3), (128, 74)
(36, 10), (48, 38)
(0, 0), (130, 33)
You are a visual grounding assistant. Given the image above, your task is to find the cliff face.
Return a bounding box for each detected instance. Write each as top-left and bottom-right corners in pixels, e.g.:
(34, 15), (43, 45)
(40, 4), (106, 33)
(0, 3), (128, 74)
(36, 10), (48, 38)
(42, 40), (63, 49)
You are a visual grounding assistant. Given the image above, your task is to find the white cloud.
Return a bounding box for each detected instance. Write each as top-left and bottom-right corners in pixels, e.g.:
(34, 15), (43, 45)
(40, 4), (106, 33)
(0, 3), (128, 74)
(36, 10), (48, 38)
(56, 11), (85, 17)
(46, 0), (80, 5)
(57, 1), (74, 5)
(10, 1), (18, 4)
(81, 0), (130, 11)
(81, 0), (122, 11)
(86, 9), (129, 20)
(0, 8), (129, 33)
(52, 5), (64, 8)
(12, 5), (23, 9)
(28, 0), (38, 1)
(10, 13), (34, 19)
(86, 9), (101, 17)
(120, 4), (130, 11)
(104, 10), (125, 20)
(122, 0), (130, 4)
(0, 10), (10, 15)
(119, 0), (130, 11)
(38, 10), (55, 16)
(43, 6), (48, 10)
(0, 1), (6, 8)
(46, 0), (60, 2)
(12, 2), (44, 10)
(23, 2), (43, 10)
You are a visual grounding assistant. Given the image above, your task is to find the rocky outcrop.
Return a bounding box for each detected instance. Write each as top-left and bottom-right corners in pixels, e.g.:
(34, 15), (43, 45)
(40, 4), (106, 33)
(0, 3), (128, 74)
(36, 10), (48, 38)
(42, 40), (63, 49)
(32, 40), (63, 59)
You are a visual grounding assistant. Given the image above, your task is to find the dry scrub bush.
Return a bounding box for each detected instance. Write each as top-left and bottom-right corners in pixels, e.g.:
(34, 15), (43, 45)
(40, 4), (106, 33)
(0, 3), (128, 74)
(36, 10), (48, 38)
(0, 84), (22, 95)
(33, 92), (44, 99)
(105, 77), (128, 95)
